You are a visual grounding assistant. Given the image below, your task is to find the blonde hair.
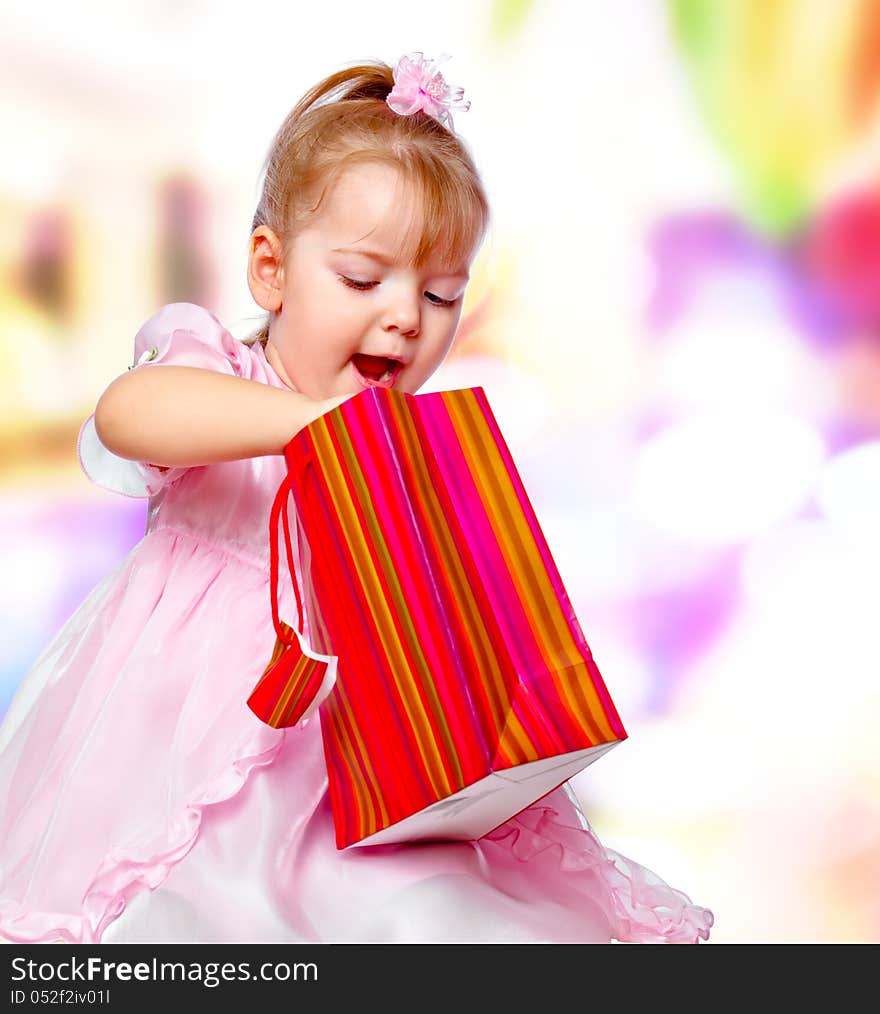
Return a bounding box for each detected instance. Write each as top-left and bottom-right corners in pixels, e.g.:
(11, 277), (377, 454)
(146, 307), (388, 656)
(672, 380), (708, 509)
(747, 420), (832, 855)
(242, 58), (490, 347)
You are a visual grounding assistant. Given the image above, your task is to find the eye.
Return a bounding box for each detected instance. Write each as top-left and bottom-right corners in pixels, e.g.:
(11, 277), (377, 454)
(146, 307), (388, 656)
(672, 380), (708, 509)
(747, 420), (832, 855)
(339, 275), (376, 291)
(425, 291), (458, 308)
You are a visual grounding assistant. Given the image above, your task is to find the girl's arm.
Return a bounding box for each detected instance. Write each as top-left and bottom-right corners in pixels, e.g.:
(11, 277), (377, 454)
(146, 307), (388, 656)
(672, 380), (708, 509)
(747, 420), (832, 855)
(94, 365), (349, 467)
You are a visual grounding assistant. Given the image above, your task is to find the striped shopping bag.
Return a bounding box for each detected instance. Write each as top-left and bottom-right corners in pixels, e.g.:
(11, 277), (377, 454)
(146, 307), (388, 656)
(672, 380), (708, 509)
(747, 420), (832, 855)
(247, 386), (626, 849)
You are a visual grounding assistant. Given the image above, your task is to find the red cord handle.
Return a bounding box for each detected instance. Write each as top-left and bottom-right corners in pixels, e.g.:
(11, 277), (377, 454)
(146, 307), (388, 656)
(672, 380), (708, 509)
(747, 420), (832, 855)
(268, 472), (305, 647)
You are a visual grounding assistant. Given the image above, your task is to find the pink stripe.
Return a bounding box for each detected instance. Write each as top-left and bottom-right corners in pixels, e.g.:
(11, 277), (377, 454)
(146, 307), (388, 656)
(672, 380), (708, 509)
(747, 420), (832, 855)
(354, 396), (493, 784)
(418, 394), (549, 697)
(470, 390), (622, 729)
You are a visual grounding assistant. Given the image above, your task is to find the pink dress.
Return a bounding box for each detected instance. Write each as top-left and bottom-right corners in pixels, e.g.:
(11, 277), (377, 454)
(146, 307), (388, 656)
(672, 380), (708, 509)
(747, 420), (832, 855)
(0, 302), (713, 944)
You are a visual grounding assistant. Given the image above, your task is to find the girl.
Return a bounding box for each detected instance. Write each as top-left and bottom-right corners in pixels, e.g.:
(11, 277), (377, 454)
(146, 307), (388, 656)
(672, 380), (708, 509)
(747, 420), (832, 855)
(0, 52), (713, 944)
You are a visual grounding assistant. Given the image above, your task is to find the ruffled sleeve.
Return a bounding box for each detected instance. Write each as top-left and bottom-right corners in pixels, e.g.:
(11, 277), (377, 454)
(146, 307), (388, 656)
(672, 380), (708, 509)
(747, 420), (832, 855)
(77, 303), (252, 498)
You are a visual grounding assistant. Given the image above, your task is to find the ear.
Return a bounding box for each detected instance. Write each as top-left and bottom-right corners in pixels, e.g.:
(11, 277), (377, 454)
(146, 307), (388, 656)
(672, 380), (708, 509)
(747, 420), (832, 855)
(247, 226), (285, 311)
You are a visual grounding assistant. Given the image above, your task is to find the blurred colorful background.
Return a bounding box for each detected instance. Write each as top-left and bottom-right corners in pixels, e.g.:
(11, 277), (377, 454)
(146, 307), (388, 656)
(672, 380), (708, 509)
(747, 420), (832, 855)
(3, 1), (879, 943)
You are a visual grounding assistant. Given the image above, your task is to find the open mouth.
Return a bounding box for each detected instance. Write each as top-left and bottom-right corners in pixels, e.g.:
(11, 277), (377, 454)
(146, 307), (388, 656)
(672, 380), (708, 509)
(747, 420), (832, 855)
(352, 353), (403, 388)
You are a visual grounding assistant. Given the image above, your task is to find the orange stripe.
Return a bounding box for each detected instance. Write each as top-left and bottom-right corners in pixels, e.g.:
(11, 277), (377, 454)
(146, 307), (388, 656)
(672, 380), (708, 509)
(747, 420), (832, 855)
(270, 656), (316, 726)
(441, 394), (554, 761)
(350, 400), (467, 791)
(389, 400), (516, 751)
(456, 391), (608, 745)
(453, 392), (613, 744)
(315, 416), (454, 801)
(398, 397), (524, 756)
(324, 697), (378, 842)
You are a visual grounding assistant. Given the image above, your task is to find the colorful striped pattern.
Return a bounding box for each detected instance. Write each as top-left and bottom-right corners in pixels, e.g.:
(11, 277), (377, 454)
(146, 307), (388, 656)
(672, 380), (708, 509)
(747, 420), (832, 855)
(248, 620), (330, 728)
(283, 386), (626, 849)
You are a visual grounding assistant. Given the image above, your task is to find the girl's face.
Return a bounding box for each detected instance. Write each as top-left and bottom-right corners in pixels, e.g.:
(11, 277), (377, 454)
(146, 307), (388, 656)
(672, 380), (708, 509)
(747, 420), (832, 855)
(249, 162), (474, 401)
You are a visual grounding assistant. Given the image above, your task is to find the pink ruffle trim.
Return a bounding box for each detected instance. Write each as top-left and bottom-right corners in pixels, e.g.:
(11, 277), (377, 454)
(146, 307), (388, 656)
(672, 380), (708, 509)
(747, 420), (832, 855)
(2, 750), (712, 945)
(478, 801), (714, 944)
(0, 736), (286, 944)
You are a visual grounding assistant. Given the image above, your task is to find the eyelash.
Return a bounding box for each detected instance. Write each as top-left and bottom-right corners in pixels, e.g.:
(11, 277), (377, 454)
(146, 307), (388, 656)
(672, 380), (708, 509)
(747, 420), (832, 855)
(338, 275), (458, 308)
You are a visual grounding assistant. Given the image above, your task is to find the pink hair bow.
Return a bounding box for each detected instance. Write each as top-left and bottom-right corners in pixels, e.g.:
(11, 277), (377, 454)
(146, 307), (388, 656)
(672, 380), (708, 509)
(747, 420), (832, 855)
(386, 51), (471, 130)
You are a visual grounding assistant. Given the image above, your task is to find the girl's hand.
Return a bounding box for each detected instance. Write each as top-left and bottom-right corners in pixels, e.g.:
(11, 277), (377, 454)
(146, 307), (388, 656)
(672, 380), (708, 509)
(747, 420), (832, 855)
(302, 392), (358, 427)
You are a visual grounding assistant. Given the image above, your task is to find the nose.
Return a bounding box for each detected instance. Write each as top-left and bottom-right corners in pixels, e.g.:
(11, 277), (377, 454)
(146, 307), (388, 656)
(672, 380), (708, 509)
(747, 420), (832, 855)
(381, 287), (421, 337)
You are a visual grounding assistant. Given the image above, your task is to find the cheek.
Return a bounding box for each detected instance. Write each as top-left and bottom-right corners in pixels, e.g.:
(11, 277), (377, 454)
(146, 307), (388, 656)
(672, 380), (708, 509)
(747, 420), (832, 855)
(292, 292), (357, 352)
(445, 304), (464, 334)
(321, 283), (363, 324)
(439, 316), (461, 354)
